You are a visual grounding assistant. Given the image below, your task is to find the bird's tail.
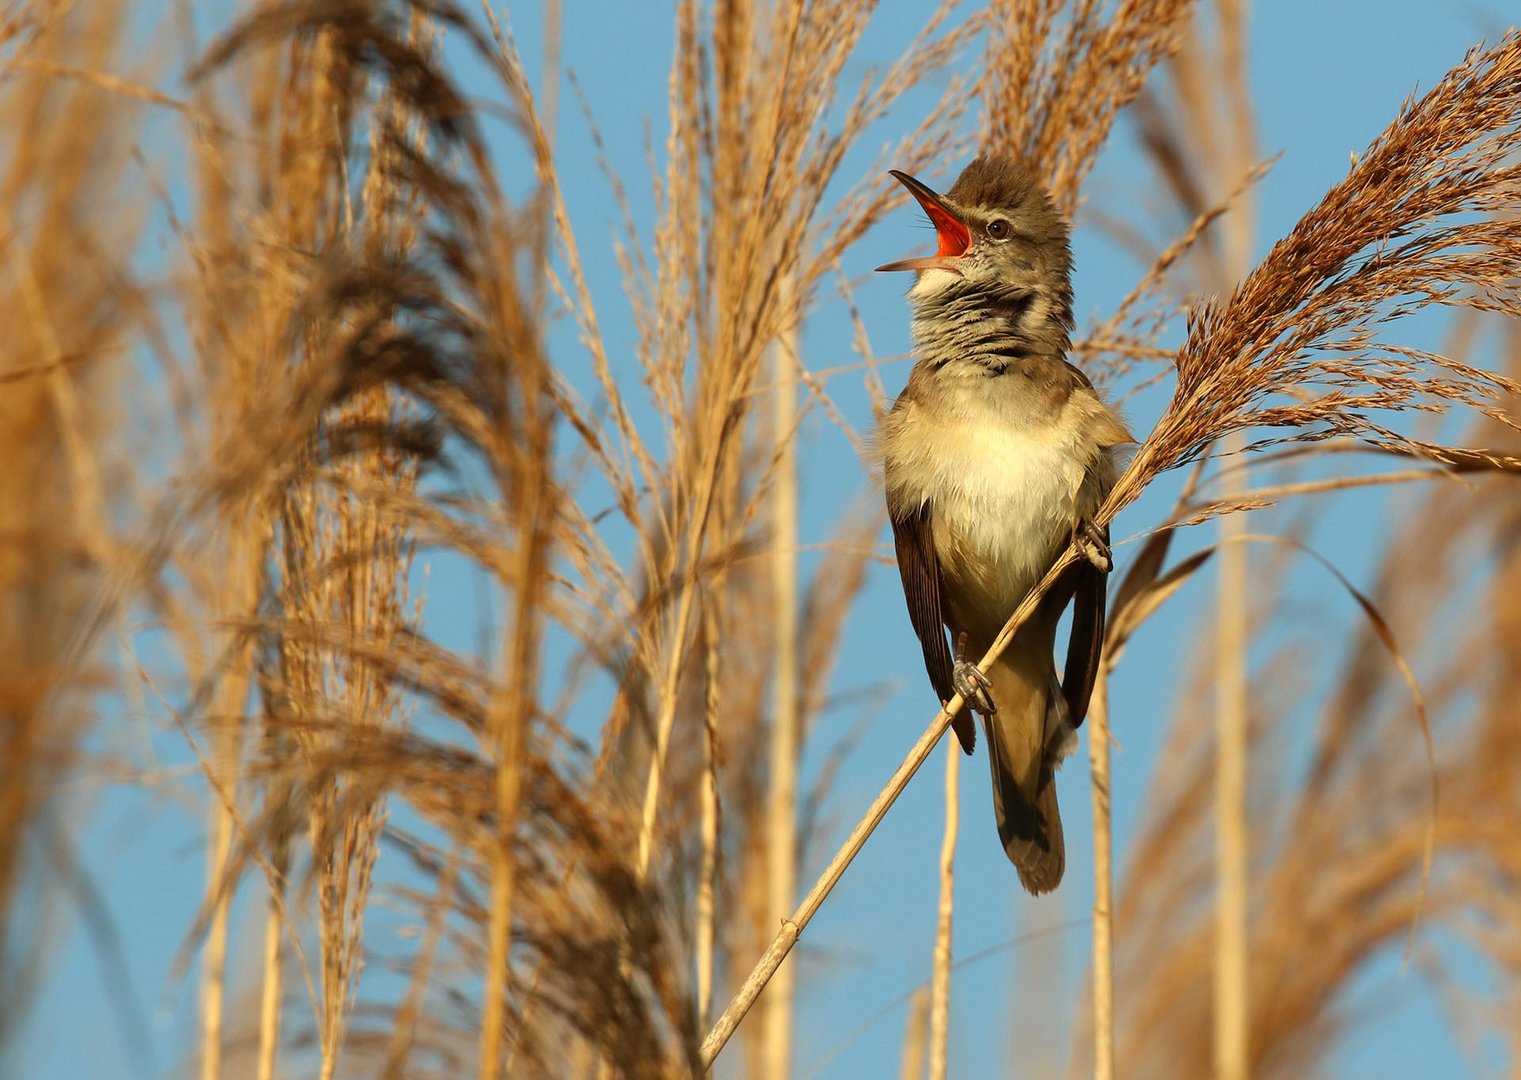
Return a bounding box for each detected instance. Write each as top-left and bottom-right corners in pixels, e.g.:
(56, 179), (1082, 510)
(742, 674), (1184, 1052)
(982, 635), (1067, 894)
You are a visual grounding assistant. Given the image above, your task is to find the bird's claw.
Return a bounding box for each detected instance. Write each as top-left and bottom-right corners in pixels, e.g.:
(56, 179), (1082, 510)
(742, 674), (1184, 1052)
(953, 661), (997, 716)
(1074, 517), (1112, 573)
(952, 632), (997, 716)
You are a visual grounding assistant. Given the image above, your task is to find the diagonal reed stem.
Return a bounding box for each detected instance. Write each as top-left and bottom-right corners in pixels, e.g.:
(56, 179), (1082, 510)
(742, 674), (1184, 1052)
(700, 545), (1082, 1067)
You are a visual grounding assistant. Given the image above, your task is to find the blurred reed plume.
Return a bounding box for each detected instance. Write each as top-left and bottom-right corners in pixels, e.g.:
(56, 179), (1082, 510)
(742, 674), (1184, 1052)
(2, 1), (1519, 1079)
(0, 0), (140, 1052)
(1103, 318), (1521, 1080)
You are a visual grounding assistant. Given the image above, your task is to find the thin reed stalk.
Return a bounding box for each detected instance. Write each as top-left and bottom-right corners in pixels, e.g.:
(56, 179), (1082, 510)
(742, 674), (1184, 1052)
(764, 276), (802, 1079)
(1212, 2), (1257, 1071)
(1088, 675), (1115, 1080)
(1213, 531), (1250, 1080)
(929, 743), (959, 1080)
(900, 988), (931, 1080)
(697, 598), (723, 1032)
(255, 834), (288, 1080)
(199, 518), (263, 1080)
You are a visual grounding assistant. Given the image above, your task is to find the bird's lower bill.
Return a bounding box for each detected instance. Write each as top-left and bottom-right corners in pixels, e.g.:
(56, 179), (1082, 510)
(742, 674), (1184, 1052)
(875, 254), (966, 275)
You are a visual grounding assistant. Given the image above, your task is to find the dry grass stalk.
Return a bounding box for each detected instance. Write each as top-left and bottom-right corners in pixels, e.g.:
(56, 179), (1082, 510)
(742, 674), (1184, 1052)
(700, 694), (962, 1066)
(983, 0), (1196, 212)
(254, 852), (285, 1080)
(899, 987), (931, 1080)
(702, 537), (1084, 1065)
(1131, 5), (1262, 1077)
(467, 33), (560, 1080)
(696, 598), (724, 1033)
(764, 276), (802, 1079)
(1213, 496), (1250, 1080)
(1087, 671), (1116, 1080)
(929, 743), (959, 1080)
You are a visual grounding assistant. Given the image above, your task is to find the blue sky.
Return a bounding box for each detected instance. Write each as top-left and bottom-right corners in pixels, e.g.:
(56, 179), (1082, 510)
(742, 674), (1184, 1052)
(13, 3), (1514, 1078)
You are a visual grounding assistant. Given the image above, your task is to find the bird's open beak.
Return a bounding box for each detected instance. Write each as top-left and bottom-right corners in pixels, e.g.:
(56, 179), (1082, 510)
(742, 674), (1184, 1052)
(875, 170), (972, 274)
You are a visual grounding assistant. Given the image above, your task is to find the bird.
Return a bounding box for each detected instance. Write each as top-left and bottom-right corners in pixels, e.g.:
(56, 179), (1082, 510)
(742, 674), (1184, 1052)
(875, 156), (1131, 894)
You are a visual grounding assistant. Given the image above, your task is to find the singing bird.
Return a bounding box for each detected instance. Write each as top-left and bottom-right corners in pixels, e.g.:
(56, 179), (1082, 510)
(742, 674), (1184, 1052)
(876, 156), (1131, 893)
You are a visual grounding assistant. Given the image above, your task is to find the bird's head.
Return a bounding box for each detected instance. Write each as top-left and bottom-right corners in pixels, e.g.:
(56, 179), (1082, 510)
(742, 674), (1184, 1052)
(877, 156), (1073, 350)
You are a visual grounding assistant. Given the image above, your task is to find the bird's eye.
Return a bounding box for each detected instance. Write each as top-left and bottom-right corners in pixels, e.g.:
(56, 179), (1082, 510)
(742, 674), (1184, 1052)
(986, 219), (1011, 240)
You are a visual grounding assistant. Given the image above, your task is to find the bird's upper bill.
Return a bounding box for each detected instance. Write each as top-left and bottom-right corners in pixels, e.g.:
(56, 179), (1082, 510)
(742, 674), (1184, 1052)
(875, 169), (972, 275)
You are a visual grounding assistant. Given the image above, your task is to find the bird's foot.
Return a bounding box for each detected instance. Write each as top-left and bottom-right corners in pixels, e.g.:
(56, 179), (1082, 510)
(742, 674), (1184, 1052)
(953, 661), (997, 716)
(1073, 517), (1112, 573)
(952, 632), (997, 716)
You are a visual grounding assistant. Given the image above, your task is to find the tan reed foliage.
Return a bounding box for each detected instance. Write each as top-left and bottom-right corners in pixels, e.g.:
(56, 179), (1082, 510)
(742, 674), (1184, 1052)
(170, 1), (980, 1075)
(983, 0), (1196, 212)
(257, 27), (430, 1077)
(1121, 7), (1261, 1079)
(0, 0), (140, 1051)
(8, 3), (1521, 1079)
(164, 11), (440, 1075)
(1101, 320), (1521, 1080)
(708, 15), (1521, 1074)
(1118, 37), (1521, 493)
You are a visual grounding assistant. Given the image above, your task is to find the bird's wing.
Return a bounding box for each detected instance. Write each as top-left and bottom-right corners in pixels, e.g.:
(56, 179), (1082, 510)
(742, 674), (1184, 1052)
(1061, 522), (1108, 730)
(889, 499), (976, 754)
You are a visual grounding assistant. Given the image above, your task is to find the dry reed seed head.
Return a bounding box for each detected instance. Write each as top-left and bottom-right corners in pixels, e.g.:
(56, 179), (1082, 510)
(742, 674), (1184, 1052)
(164, 5), (636, 1079)
(984, 0), (1195, 214)
(1097, 30), (1521, 528)
(1109, 464), (1521, 1080)
(0, 0), (146, 1049)
(1101, 158), (1521, 1080)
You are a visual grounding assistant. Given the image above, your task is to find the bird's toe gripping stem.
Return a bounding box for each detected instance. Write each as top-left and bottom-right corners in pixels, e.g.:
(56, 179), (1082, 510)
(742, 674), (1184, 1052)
(1073, 517), (1112, 573)
(952, 632), (997, 716)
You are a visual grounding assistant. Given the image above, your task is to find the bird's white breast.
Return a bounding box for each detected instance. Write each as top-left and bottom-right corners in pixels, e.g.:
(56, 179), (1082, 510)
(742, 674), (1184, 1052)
(932, 419), (1087, 582)
(883, 377), (1102, 635)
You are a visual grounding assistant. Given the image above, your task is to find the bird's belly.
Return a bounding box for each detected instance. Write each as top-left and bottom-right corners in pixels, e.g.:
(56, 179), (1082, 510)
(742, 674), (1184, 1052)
(928, 425), (1094, 635)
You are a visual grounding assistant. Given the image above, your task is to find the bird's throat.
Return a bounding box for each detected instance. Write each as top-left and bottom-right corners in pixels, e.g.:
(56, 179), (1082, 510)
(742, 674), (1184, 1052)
(910, 286), (1067, 371)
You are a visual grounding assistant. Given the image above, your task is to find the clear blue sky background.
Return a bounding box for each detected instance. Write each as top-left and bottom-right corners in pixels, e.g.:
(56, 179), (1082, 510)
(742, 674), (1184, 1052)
(13, 3), (1514, 1078)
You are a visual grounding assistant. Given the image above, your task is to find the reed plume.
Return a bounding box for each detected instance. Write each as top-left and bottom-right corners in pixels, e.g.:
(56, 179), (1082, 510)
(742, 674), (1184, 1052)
(0, 0), (138, 1053)
(4, 3), (1521, 1079)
